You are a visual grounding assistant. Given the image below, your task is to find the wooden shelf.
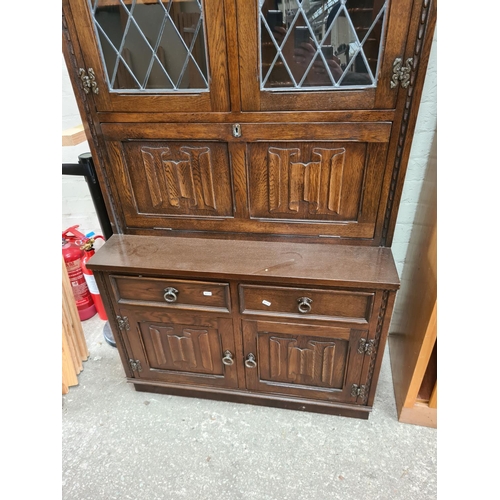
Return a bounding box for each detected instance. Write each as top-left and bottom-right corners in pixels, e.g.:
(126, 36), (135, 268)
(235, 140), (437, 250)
(389, 134), (437, 428)
(62, 124), (87, 147)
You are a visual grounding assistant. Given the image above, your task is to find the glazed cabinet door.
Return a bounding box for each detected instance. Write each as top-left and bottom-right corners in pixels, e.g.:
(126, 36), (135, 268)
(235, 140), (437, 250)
(242, 319), (367, 403)
(65, 0), (230, 112)
(236, 0), (415, 111)
(118, 306), (239, 388)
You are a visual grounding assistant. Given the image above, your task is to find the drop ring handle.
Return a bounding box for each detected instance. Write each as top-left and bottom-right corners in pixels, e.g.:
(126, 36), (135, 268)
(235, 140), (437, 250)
(163, 287), (178, 303)
(222, 350), (234, 366)
(297, 297), (312, 314)
(245, 353), (257, 369)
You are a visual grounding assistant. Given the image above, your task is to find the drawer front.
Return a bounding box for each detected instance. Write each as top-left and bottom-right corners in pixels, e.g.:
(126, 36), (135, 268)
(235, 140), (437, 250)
(110, 276), (230, 312)
(239, 285), (374, 324)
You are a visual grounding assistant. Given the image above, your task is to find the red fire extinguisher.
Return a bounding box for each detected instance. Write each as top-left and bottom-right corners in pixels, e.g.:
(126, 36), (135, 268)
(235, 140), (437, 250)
(80, 233), (107, 321)
(62, 225), (97, 321)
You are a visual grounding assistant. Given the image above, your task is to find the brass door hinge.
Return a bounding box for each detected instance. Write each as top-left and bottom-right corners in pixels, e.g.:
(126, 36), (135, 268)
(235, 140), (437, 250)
(358, 338), (376, 356)
(116, 316), (130, 331)
(78, 67), (99, 94)
(129, 359), (142, 372)
(390, 57), (413, 89)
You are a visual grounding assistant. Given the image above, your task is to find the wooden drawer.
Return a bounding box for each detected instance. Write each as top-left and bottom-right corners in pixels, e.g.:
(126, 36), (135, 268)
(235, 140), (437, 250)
(239, 284), (374, 324)
(110, 275), (231, 312)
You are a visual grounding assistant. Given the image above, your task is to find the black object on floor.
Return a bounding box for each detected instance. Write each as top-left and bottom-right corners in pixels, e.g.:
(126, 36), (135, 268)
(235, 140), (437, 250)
(103, 322), (116, 348)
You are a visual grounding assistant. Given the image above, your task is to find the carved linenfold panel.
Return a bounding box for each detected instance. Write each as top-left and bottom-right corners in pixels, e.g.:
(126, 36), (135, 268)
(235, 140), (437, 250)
(150, 325), (170, 366)
(249, 142), (367, 222)
(182, 147), (216, 210)
(268, 147), (345, 214)
(287, 344), (315, 380)
(141, 146), (216, 210)
(166, 328), (212, 370)
(120, 142), (233, 218)
(167, 331), (198, 367)
(142, 323), (221, 374)
(141, 147), (166, 208)
(321, 345), (336, 387)
(268, 147), (300, 212)
(266, 336), (343, 388)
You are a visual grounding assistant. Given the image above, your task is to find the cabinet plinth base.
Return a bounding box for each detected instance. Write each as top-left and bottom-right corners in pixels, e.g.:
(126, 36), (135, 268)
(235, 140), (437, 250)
(131, 380), (371, 419)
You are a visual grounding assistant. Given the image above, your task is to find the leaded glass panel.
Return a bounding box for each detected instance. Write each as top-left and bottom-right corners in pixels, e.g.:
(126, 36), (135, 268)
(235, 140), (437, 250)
(90, 0), (209, 92)
(260, 0), (388, 90)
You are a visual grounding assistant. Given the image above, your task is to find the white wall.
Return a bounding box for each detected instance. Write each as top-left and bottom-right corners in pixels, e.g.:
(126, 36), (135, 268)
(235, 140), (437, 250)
(391, 29), (437, 275)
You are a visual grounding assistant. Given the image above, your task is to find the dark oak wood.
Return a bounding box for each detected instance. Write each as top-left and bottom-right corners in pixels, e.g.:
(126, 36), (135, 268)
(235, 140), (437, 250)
(239, 285), (374, 324)
(120, 306), (238, 388)
(63, 0), (436, 419)
(133, 381), (371, 419)
(96, 110), (397, 123)
(241, 319), (365, 403)
(88, 234), (400, 290)
(236, 0), (414, 112)
(66, 0), (230, 113)
(109, 275), (231, 312)
(88, 233), (399, 416)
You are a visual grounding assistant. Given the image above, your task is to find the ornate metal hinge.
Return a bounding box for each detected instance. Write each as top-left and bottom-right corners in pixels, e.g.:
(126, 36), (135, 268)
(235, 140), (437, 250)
(390, 57), (413, 89)
(78, 67), (99, 94)
(358, 338), (376, 356)
(116, 316), (129, 331)
(129, 359), (142, 372)
(351, 384), (367, 399)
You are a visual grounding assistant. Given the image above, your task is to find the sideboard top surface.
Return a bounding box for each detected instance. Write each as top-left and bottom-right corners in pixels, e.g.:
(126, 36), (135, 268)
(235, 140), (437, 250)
(88, 235), (400, 290)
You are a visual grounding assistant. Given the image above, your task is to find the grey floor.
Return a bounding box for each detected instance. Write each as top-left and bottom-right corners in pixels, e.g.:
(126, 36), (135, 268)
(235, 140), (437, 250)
(62, 315), (437, 500)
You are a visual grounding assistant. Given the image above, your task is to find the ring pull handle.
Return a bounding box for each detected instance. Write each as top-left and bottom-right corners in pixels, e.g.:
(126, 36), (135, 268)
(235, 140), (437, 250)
(163, 287), (178, 303)
(245, 353), (257, 369)
(297, 297), (312, 314)
(222, 350), (234, 366)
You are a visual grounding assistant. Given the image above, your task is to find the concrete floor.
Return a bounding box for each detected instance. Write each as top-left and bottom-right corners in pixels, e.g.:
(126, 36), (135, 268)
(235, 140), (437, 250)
(62, 315), (437, 500)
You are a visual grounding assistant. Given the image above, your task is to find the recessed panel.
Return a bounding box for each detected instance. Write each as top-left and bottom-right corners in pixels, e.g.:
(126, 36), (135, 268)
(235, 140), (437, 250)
(140, 322), (223, 375)
(259, 333), (348, 390)
(248, 142), (366, 221)
(121, 141), (234, 217)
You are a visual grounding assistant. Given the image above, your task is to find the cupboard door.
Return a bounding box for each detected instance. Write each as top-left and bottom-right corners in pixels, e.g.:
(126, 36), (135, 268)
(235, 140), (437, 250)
(66, 0), (230, 112)
(120, 306), (238, 388)
(237, 0), (415, 111)
(242, 319), (366, 403)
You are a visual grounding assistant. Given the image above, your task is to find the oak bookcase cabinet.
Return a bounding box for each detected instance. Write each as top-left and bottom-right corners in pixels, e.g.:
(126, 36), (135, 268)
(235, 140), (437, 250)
(63, 0), (436, 419)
